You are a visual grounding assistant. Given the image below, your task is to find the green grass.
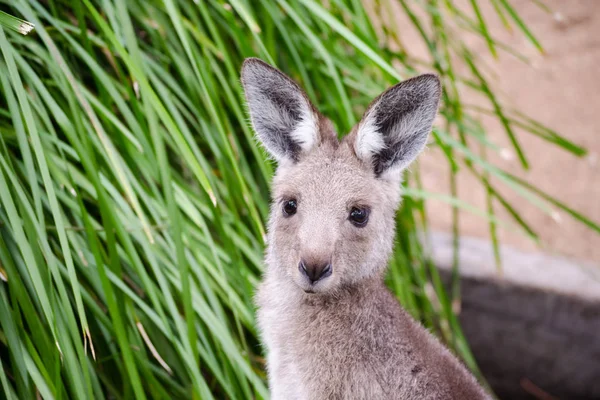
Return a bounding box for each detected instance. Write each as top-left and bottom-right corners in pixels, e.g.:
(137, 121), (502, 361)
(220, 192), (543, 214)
(0, 1), (596, 399)
(0, 10), (34, 36)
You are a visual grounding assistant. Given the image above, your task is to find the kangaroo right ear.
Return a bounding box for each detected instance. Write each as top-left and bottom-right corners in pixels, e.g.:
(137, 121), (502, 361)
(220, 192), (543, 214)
(241, 58), (320, 163)
(353, 74), (441, 179)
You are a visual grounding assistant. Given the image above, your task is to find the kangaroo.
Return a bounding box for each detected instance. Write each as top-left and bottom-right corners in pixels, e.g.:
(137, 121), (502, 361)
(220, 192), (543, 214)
(241, 58), (490, 400)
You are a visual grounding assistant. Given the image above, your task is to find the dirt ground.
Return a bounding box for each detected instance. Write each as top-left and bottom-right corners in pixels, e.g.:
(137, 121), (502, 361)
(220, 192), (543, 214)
(411, 0), (600, 263)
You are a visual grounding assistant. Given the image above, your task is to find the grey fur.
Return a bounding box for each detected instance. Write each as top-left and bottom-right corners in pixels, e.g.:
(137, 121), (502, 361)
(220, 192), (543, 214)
(242, 59), (490, 400)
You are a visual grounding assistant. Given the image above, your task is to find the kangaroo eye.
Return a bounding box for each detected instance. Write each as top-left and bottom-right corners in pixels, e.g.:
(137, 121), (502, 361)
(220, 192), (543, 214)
(283, 199), (297, 217)
(349, 207), (370, 227)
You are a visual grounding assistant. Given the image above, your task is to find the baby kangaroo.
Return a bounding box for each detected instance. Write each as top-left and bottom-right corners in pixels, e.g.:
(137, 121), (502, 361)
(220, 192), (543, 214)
(241, 58), (490, 400)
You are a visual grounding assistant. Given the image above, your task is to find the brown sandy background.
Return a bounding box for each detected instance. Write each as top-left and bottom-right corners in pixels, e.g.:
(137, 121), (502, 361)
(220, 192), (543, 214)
(394, 0), (600, 263)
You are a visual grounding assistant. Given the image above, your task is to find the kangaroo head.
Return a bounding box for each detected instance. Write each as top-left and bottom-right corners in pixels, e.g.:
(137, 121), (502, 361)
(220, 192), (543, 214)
(241, 58), (441, 295)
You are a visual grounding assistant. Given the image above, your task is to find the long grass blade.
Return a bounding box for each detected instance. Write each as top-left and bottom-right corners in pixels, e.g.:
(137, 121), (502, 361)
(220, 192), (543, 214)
(0, 11), (34, 35)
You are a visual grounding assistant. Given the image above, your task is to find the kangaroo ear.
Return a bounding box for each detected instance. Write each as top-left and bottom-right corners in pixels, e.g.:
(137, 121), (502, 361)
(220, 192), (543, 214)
(241, 58), (320, 163)
(353, 74), (441, 178)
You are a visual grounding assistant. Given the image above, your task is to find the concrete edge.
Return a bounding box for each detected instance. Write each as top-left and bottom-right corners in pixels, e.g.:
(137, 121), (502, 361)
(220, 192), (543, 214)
(427, 231), (600, 302)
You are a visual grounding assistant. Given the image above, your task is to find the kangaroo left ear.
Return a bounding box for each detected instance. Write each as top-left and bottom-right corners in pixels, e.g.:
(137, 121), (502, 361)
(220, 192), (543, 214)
(241, 58), (321, 164)
(353, 74), (441, 179)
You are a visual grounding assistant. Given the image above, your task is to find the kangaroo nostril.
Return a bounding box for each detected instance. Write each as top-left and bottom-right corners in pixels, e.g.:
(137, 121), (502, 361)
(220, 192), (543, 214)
(299, 259), (332, 283)
(320, 263), (332, 280)
(299, 260), (308, 277)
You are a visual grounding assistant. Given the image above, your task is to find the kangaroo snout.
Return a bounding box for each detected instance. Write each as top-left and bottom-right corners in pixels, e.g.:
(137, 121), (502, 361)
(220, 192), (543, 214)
(299, 259), (332, 284)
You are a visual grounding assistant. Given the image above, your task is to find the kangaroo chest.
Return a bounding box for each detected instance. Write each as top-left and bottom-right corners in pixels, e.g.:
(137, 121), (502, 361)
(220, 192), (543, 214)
(258, 289), (415, 399)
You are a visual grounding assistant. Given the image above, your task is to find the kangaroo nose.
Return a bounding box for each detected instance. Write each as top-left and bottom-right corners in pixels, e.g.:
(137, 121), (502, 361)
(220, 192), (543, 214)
(299, 259), (332, 283)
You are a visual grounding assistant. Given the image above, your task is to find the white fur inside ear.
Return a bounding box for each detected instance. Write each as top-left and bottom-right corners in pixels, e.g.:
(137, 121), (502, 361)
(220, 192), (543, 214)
(355, 109), (385, 161)
(379, 163), (405, 182)
(289, 106), (318, 151)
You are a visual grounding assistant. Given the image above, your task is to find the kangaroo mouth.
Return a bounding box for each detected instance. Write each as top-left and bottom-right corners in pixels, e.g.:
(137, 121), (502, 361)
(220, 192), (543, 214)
(303, 289), (315, 294)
